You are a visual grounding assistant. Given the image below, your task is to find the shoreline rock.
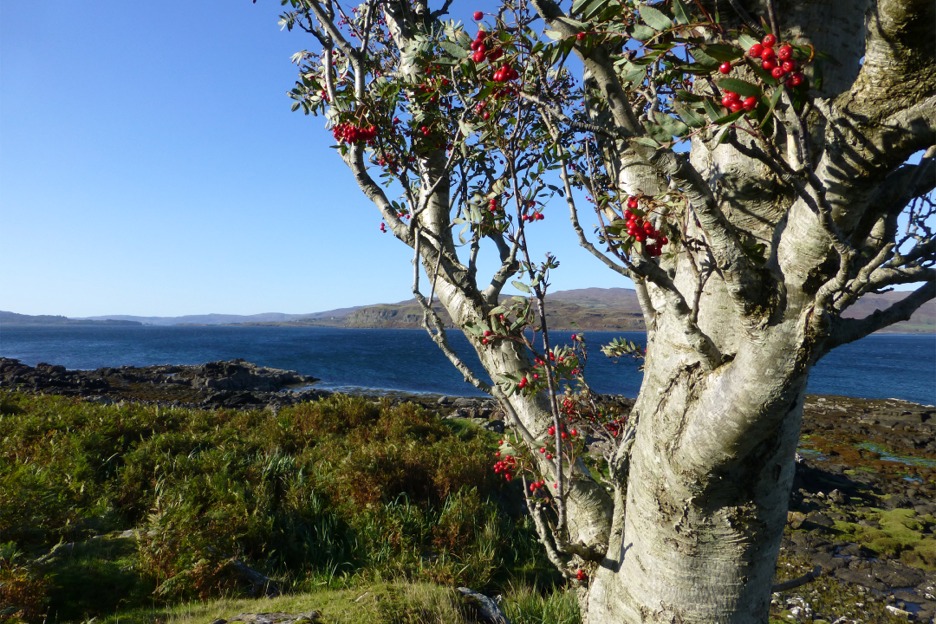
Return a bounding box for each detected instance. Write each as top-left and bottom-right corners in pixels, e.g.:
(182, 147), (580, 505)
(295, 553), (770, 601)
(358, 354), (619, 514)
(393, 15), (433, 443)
(0, 357), (326, 410)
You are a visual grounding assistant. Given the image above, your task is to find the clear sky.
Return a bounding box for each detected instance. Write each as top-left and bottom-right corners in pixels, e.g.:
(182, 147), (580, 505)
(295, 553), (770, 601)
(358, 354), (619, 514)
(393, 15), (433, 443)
(0, 1), (634, 318)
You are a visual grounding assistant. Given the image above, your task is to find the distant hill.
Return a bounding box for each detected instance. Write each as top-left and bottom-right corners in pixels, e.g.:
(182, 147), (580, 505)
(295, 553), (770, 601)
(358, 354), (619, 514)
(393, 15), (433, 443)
(0, 311), (141, 327)
(328, 287), (934, 333)
(4, 288), (932, 332)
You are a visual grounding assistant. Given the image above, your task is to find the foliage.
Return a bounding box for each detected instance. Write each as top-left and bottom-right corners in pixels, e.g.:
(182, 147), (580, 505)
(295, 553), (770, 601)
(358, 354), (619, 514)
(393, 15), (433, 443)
(0, 391), (553, 621)
(278, 0), (934, 617)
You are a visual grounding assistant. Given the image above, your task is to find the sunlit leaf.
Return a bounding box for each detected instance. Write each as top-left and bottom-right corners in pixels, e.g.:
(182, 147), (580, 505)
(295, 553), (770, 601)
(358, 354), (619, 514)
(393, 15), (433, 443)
(639, 5), (673, 31)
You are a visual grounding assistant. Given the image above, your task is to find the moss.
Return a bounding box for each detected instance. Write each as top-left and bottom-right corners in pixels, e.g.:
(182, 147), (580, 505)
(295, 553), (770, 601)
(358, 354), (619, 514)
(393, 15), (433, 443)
(828, 508), (936, 570)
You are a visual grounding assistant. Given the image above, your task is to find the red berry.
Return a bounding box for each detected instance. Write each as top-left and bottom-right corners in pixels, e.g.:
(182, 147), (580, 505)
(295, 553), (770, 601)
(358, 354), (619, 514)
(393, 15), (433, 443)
(748, 43), (764, 58)
(627, 196), (639, 209)
(781, 59), (797, 73)
(576, 32), (586, 41)
(760, 46), (776, 61)
(473, 10), (483, 20)
(762, 59), (777, 71)
(728, 101), (744, 113)
(786, 72), (805, 88)
(718, 61), (732, 74)
(778, 44), (793, 61)
(771, 66), (786, 79)
(742, 95), (758, 111)
(472, 49), (485, 63)
(762, 33), (777, 48)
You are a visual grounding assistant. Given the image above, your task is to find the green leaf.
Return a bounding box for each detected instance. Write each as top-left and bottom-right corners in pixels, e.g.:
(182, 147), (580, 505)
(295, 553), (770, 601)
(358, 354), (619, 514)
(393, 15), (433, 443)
(702, 98), (723, 122)
(639, 5), (673, 31)
(713, 109), (745, 126)
(653, 110), (689, 139)
(672, 0), (690, 24)
(620, 61), (647, 85)
(760, 87), (782, 127)
(738, 33), (760, 51)
(572, 0), (609, 20)
(511, 280), (531, 293)
(439, 41), (469, 59)
(699, 43), (743, 62)
(672, 100), (707, 128)
(674, 90), (705, 102)
(544, 29), (564, 41)
(716, 77), (761, 97)
(633, 135), (662, 149)
(631, 24), (657, 41)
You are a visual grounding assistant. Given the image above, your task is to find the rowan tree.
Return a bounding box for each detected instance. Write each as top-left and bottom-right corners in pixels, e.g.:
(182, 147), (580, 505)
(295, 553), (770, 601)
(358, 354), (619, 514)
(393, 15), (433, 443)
(275, 0), (935, 620)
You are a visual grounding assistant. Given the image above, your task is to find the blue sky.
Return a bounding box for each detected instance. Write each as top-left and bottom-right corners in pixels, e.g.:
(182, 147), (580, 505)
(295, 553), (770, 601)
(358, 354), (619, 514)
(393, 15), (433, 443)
(0, 1), (630, 318)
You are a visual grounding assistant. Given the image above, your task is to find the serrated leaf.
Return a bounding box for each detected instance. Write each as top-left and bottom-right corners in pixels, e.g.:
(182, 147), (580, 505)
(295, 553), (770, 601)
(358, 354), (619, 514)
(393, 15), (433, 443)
(714, 109), (745, 126)
(572, 0), (609, 20)
(672, 0), (690, 24)
(738, 33), (760, 51)
(633, 136), (661, 149)
(672, 100), (707, 128)
(639, 5), (673, 31)
(717, 77), (761, 97)
(674, 90), (705, 102)
(620, 61), (646, 85)
(631, 24), (657, 41)
(702, 98), (723, 122)
(653, 110), (689, 139)
(690, 47), (720, 68)
(439, 40), (469, 59)
(699, 43), (743, 62)
(760, 87), (782, 128)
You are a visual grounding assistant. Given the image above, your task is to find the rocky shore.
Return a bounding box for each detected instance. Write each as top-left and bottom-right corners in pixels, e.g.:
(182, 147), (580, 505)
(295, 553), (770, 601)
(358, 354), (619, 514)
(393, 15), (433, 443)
(1, 357), (934, 622)
(0, 357), (326, 410)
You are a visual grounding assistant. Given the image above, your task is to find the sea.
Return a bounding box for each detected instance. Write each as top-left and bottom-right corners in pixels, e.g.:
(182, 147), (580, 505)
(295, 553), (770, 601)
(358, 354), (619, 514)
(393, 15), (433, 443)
(1, 325), (934, 406)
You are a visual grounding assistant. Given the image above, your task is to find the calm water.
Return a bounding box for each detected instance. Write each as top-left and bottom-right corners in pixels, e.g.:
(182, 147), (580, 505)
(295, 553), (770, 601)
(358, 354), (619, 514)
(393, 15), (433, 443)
(0, 325), (933, 405)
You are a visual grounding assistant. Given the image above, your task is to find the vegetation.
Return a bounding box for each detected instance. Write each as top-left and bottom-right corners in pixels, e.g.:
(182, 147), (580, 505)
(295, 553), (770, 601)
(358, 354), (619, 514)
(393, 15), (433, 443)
(280, 0), (934, 618)
(0, 391), (563, 622)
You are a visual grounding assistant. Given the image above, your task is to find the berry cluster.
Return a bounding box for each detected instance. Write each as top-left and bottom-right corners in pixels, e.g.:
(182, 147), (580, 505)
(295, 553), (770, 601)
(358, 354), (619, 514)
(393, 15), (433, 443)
(721, 91), (758, 113)
(492, 449), (517, 481)
(623, 196), (667, 257)
(522, 211), (544, 222)
(575, 569), (588, 582)
(469, 29), (518, 83)
(492, 63), (519, 83)
(748, 34), (806, 87)
(528, 479), (547, 493)
(332, 121), (378, 144)
(469, 29), (502, 64)
(547, 423), (578, 440)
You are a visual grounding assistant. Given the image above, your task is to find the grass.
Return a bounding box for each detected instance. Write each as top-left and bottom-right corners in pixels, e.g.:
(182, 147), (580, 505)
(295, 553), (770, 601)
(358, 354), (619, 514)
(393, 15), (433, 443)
(0, 391), (558, 623)
(83, 581), (579, 624)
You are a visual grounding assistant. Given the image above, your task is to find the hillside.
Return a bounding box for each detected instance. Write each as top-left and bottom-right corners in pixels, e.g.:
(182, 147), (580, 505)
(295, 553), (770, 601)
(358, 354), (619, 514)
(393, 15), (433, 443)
(4, 288), (932, 332)
(330, 287), (933, 332)
(0, 311), (141, 327)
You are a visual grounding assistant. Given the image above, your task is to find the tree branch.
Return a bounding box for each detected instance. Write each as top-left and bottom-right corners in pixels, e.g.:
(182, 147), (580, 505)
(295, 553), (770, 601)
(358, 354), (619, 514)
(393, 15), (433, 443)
(826, 280), (936, 351)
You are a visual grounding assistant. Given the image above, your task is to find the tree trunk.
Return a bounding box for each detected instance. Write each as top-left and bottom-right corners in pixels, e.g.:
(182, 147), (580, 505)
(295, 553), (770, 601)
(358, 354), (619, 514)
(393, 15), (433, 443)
(588, 342), (807, 622)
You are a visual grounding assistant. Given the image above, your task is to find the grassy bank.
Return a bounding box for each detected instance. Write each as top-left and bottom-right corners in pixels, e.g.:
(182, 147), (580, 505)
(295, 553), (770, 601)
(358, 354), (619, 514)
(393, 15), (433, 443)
(0, 391), (565, 623)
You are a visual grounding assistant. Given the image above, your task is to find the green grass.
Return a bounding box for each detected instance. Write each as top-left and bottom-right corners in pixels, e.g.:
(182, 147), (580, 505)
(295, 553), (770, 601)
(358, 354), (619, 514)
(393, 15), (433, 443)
(0, 391), (557, 623)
